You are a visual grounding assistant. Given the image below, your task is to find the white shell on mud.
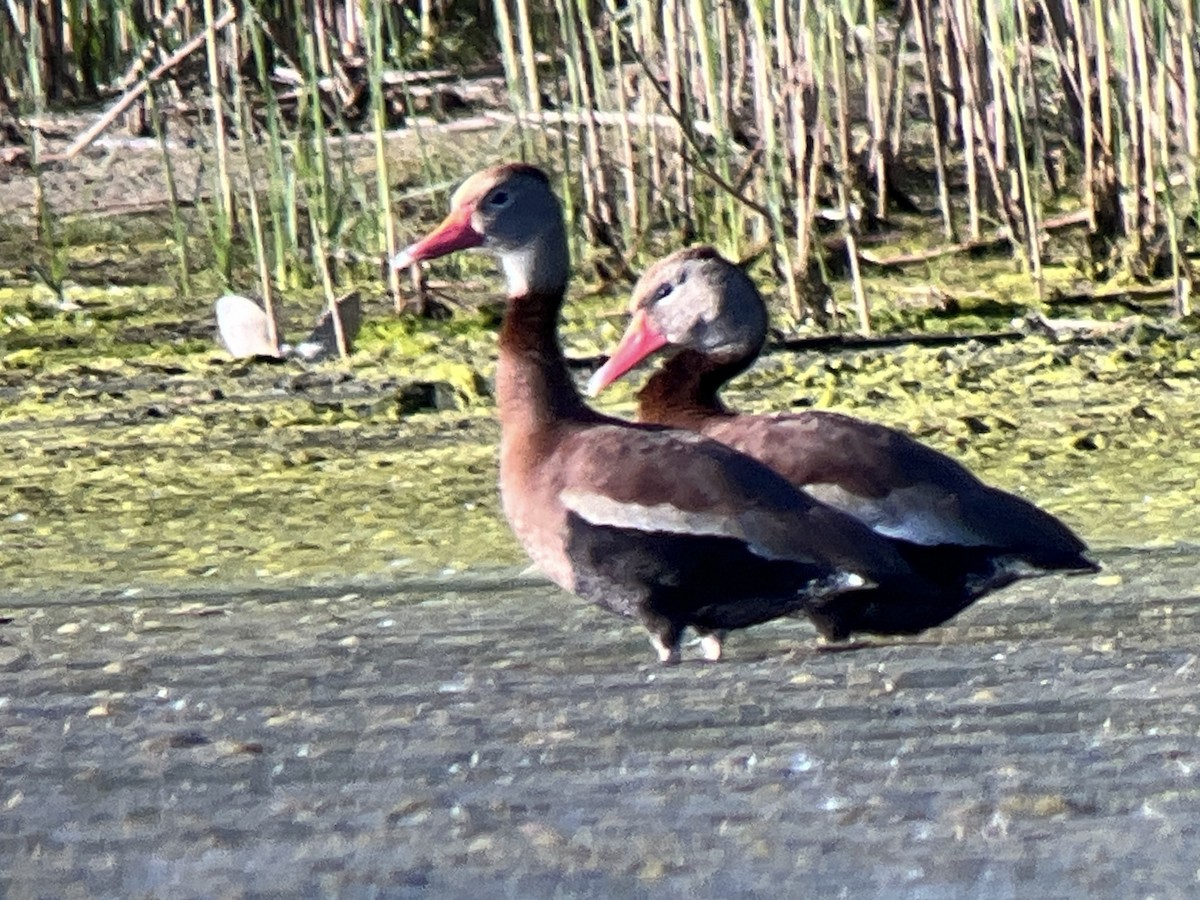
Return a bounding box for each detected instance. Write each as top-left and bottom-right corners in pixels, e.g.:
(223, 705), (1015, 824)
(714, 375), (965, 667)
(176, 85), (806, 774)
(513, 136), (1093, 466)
(215, 294), (281, 359)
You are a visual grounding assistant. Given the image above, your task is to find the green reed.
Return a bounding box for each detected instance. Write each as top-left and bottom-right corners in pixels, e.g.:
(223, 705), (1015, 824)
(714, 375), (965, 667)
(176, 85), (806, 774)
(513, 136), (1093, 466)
(4, 0), (1199, 336)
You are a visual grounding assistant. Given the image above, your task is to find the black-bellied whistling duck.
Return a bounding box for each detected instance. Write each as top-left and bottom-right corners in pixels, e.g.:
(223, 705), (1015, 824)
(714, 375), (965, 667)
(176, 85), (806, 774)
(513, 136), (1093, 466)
(589, 246), (1099, 630)
(391, 164), (946, 663)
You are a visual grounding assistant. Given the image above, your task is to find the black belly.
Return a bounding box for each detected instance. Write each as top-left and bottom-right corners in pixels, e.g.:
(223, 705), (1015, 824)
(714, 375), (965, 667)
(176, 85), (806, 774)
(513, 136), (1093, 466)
(564, 512), (835, 631)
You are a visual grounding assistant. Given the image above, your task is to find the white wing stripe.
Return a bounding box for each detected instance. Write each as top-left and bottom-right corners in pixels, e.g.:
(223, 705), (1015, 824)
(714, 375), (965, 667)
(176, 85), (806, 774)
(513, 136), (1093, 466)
(560, 489), (819, 565)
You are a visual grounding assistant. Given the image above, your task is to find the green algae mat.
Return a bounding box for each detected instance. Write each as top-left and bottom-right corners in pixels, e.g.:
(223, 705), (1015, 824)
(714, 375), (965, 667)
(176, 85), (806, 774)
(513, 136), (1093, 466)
(2, 269), (1198, 601)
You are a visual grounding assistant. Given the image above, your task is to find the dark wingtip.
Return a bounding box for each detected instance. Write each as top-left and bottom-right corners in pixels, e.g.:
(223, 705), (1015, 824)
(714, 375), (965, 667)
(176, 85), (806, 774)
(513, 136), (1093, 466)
(1062, 555), (1103, 576)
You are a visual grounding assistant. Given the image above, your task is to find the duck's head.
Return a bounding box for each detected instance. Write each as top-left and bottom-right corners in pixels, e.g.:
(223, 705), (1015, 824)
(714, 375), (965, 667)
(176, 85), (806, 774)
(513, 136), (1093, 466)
(588, 246), (767, 395)
(392, 163), (567, 297)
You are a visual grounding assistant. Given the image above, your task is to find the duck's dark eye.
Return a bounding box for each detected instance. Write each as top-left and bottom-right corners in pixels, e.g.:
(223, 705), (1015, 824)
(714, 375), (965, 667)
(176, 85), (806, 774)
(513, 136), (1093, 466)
(650, 282), (673, 303)
(488, 190), (510, 207)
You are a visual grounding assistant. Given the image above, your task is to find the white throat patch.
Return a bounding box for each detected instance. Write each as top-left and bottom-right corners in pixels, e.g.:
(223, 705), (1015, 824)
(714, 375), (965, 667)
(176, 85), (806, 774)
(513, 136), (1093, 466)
(501, 247), (536, 297)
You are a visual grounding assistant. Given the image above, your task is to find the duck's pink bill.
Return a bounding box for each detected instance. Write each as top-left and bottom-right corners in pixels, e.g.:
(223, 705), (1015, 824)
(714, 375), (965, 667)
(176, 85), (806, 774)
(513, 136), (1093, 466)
(391, 206), (483, 269)
(587, 309), (669, 396)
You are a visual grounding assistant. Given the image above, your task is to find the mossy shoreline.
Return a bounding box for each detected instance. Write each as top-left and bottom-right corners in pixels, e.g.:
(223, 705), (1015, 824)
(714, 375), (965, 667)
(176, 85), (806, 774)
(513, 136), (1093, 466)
(2, 260), (1198, 601)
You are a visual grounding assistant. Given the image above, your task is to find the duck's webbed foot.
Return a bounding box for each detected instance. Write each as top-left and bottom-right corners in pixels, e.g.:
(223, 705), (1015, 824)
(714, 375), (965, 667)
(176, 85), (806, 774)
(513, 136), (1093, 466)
(693, 627), (727, 662)
(642, 613), (683, 666)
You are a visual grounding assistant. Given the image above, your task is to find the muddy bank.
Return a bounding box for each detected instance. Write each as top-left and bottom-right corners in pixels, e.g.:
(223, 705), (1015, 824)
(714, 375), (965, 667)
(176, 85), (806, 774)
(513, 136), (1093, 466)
(1, 547), (1198, 897)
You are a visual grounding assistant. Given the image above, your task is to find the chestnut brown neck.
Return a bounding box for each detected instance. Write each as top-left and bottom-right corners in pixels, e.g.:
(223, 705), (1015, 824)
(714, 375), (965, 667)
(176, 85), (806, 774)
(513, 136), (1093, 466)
(497, 291), (595, 435)
(636, 348), (756, 427)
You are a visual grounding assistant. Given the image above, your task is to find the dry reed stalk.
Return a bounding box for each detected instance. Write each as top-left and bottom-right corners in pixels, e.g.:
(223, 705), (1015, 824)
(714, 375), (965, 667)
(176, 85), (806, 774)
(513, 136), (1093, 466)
(860, 0), (887, 221)
(986, 0), (1042, 293)
(513, 0), (542, 116)
(1180, 1), (1200, 210)
(946, 0), (983, 240)
(22, 5), (64, 297)
(1063, 0), (1096, 230)
(946, 0), (1022, 259)
(748, 0), (798, 315)
(657, 0), (688, 231)
(1091, 0), (1122, 244)
(491, 0), (530, 154)
(313, 0), (333, 76)
(1126, 0), (1156, 231)
(550, 0), (585, 251)
(248, 18), (294, 288)
(630, 0), (659, 239)
(296, 0), (344, 358)
(771, 0), (795, 208)
(1015, 0), (1045, 294)
(607, 7), (638, 243)
(562, 0), (607, 245)
(933, 2), (957, 145)
(1112, 0), (1139, 240)
(883, 3), (910, 160)
(912, 0), (953, 239)
(574, 0), (615, 243)
(685, 0), (736, 248)
(790, 0), (827, 322)
(828, 8), (869, 334)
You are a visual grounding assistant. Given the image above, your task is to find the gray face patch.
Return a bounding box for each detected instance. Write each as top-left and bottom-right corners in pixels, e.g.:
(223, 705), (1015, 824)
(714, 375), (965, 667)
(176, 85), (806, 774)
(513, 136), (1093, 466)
(637, 255), (769, 359)
(466, 173), (569, 297)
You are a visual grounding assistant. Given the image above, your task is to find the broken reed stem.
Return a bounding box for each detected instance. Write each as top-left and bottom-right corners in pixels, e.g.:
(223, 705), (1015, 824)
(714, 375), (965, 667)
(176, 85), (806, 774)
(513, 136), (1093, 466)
(54, 5), (238, 162)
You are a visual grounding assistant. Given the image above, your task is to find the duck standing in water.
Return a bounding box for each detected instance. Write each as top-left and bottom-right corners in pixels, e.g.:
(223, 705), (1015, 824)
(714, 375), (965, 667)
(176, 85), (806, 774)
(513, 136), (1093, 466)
(392, 166), (951, 663)
(589, 246), (1098, 631)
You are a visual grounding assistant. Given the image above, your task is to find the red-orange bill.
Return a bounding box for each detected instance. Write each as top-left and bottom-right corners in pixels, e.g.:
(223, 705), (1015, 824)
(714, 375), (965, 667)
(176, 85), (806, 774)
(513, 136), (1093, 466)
(391, 206), (483, 269)
(586, 309), (669, 396)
